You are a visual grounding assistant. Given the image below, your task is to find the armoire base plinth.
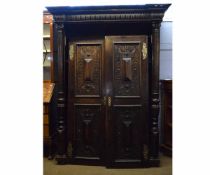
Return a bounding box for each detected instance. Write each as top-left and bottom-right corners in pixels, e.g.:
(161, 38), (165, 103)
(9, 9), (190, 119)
(149, 158), (160, 167)
(55, 155), (68, 165)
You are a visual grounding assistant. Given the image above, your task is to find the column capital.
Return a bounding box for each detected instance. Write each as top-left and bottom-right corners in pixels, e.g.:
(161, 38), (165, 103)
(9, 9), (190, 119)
(152, 21), (161, 30)
(55, 22), (64, 30)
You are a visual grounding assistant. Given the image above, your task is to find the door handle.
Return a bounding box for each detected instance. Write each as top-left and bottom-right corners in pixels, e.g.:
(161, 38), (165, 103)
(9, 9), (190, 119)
(108, 96), (111, 107)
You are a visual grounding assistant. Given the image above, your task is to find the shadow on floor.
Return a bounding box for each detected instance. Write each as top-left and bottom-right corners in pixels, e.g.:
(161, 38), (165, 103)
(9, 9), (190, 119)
(44, 154), (172, 175)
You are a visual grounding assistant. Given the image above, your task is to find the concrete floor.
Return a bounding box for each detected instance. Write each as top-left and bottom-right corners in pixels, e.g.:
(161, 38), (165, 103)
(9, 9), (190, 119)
(44, 155), (172, 175)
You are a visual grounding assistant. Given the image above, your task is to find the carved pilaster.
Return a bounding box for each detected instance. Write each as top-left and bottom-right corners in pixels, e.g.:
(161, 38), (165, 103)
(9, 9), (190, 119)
(54, 22), (67, 163)
(150, 21), (161, 165)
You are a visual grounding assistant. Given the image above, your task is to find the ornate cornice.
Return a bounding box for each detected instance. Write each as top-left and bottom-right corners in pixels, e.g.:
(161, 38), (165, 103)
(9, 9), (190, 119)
(47, 4), (171, 23)
(53, 13), (165, 23)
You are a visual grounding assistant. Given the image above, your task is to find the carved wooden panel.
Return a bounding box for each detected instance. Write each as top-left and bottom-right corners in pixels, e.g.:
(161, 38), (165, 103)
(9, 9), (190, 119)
(75, 44), (102, 97)
(74, 104), (102, 158)
(113, 43), (141, 97)
(112, 105), (143, 161)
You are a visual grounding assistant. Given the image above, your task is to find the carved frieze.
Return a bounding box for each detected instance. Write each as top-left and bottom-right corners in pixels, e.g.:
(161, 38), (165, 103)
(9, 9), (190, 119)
(54, 13), (165, 23)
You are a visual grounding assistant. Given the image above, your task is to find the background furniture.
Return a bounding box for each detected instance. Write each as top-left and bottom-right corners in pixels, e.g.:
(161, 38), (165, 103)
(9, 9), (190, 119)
(47, 4), (170, 167)
(160, 79), (172, 156)
(43, 81), (55, 159)
(43, 12), (53, 81)
(43, 12), (55, 159)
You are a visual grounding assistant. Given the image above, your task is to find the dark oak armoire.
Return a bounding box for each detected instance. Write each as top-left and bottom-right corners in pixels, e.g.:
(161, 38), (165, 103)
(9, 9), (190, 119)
(47, 4), (170, 168)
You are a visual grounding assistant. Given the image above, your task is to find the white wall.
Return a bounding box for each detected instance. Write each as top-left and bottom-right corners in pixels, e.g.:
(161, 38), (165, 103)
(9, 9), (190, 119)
(159, 21), (172, 145)
(160, 21), (172, 80)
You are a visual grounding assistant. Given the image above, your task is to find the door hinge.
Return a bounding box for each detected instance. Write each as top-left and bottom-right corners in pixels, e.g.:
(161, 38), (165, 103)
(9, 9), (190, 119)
(142, 42), (148, 60)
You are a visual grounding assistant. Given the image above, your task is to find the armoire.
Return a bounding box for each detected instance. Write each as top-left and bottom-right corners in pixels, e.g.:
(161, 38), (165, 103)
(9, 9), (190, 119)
(47, 4), (170, 168)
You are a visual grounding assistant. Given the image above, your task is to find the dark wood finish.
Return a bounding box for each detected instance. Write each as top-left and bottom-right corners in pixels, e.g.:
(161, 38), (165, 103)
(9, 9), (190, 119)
(68, 39), (105, 164)
(149, 22), (161, 166)
(53, 22), (68, 164)
(47, 4), (170, 167)
(105, 36), (149, 167)
(160, 80), (172, 156)
(48, 5), (170, 23)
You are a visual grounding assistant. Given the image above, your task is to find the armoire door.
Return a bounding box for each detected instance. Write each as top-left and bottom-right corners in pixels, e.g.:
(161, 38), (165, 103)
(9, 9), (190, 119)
(68, 36), (148, 166)
(105, 36), (149, 167)
(68, 39), (106, 164)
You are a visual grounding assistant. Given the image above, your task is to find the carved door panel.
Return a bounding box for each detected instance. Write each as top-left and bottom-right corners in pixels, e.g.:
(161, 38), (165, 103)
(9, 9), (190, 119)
(68, 36), (148, 166)
(68, 39), (105, 164)
(105, 36), (149, 166)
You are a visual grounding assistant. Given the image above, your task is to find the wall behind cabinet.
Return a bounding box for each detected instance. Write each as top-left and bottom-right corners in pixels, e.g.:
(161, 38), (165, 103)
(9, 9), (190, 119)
(160, 21), (172, 80)
(159, 21), (172, 147)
